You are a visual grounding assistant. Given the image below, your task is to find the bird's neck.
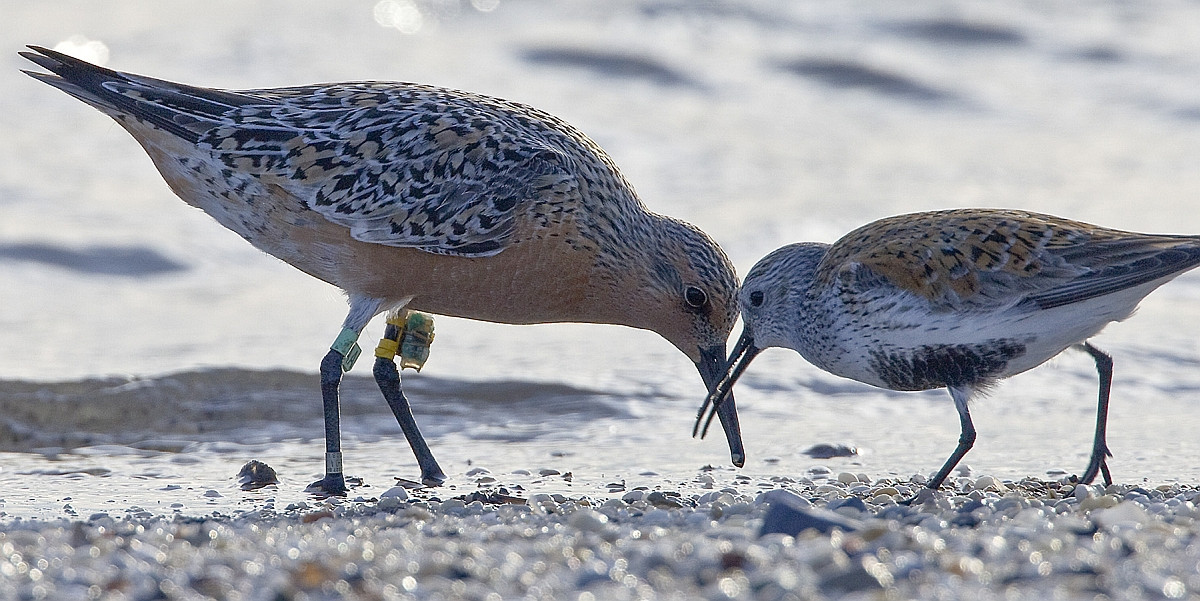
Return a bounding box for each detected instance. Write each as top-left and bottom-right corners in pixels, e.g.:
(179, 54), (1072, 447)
(579, 211), (686, 330)
(783, 248), (841, 366)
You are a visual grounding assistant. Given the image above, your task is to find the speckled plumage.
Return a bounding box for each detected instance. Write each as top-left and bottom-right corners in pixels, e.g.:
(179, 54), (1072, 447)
(699, 208), (1200, 493)
(22, 46), (745, 490)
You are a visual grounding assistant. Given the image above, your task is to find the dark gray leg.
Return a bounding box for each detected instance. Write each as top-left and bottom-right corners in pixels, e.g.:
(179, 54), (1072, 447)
(308, 348), (349, 495)
(374, 357), (447, 485)
(374, 318), (446, 485)
(1078, 342), (1114, 486)
(926, 386), (977, 492)
(308, 328), (362, 496)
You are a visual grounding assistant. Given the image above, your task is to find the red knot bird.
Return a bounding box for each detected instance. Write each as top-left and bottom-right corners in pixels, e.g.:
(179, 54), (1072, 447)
(21, 45), (744, 495)
(696, 208), (1200, 494)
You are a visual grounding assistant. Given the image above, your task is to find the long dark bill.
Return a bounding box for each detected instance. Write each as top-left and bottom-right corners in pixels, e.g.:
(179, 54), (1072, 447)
(695, 343), (748, 467)
(694, 329), (762, 458)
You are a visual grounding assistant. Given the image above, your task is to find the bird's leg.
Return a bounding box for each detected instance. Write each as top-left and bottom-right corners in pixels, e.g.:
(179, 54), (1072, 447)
(308, 327), (363, 496)
(373, 310), (447, 486)
(926, 386), (977, 492)
(1078, 342), (1114, 486)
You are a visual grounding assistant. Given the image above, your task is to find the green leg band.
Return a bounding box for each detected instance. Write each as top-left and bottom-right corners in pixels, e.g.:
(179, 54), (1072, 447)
(331, 328), (362, 372)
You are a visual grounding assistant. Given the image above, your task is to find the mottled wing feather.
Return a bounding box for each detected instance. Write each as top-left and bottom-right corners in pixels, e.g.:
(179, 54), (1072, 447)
(192, 84), (581, 257)
(340, 153), (580, 256)
(822, 209), (1200, 311)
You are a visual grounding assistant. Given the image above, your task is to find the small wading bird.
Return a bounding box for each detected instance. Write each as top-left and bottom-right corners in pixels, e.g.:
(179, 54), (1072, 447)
(21, 45), (744, 495)
(696, 208), (1200, 493)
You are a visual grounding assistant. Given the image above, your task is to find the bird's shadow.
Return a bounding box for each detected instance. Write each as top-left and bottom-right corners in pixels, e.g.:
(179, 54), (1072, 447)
(0, 242), (187, 277)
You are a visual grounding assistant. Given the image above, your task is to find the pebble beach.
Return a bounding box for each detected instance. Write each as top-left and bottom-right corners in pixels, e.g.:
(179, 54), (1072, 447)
(5, 470), (1200, 600)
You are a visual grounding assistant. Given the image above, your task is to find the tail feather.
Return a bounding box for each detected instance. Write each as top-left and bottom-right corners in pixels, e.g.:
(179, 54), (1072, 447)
(20, 45), (259, 142)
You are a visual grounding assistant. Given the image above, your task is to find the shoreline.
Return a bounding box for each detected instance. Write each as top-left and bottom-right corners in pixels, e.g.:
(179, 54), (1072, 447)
(3, 473), (1198, 600)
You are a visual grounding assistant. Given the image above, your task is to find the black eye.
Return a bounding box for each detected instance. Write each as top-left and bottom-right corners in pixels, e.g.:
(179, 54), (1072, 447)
(684, 286), (707, 309)
(749, 290), (764, 307)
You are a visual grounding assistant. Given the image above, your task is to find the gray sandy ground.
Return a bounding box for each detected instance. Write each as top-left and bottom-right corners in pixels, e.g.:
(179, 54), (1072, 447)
(3, 472), (1199, 600)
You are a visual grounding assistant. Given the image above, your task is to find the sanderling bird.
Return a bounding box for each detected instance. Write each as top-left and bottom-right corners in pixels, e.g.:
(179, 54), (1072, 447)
(21, 45), (744, 495)
(696, 208), (1200, 493)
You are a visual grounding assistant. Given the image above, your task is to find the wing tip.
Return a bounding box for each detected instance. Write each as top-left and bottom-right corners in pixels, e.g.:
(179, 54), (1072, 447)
(19, 45), (83, 71)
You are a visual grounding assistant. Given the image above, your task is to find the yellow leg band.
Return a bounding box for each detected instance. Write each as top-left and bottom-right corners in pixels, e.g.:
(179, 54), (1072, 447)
(375, 337), (400, 360)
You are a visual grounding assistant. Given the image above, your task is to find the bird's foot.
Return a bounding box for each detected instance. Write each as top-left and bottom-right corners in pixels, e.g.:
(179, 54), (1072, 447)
(306, 472), (348, 497)
(422, 467), (448, 487)
(1075, 451), (1108, 484)
(899, 487), (938, 506)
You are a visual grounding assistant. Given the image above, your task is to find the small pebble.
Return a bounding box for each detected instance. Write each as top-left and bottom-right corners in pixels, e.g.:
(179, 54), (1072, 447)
(236, 460), (279, 490)
(1093, 501), (1152, 529)
(439, 499), (466, 513)
(760, 491), (861, 536)
(567, 508), (608, 532)
(816, 485), (845, 497)
(647, 491), (683, 508)
(803, 443), (858, 459)
(300, 509), (334, 523)
(973, 476), (1005, 492)
(378, 487), (409, 510)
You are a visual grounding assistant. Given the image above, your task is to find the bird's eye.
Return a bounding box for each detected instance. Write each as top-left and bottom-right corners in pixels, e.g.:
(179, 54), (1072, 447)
(749, 290), (764, 307)
(684, 286), (708, 309)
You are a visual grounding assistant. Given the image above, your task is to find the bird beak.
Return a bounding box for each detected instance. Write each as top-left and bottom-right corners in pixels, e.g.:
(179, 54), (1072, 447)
(695, 340), (750, 467)
(693, 328), (762, 468)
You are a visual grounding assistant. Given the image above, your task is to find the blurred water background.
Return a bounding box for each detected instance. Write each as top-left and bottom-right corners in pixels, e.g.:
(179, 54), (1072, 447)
(3, 1), (1200, 520)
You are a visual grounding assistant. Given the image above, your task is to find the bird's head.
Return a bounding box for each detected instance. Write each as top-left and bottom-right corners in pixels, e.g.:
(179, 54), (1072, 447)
(608, 215), (744, 466)
(694, 242), (829, 440)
